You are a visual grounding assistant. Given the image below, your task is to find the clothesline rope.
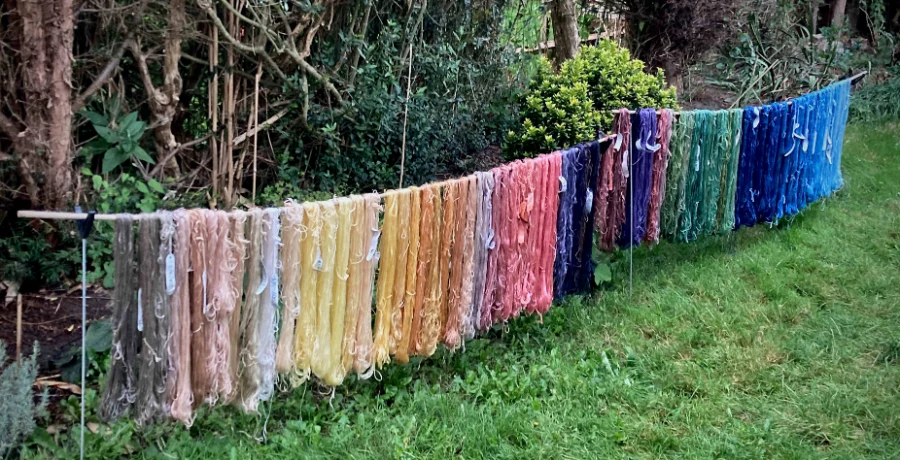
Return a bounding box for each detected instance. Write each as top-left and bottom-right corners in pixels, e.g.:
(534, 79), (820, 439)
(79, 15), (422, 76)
(607, 72), (866, 116)
(19, 78), (854, 429)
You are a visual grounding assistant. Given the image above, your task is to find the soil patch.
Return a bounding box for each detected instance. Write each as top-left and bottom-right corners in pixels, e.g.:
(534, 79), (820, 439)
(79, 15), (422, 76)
(1, 288), (111, 369)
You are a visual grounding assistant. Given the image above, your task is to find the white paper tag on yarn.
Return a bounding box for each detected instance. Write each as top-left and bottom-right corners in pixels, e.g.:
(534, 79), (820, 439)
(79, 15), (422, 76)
(585, 190), (593, 214)
(614, 133), (623, 150)
(695, 145), (701, 172)
(313, 247), (324, 270)
(137, 288), (144, 332)
(366, 231), (381, 261)
(753, 107), (760, 129)
(485, 228), (495, 250)
(202, 270), (209, 313)
(165, 253), (176, 295)
(559, 176), (567, 193)
(270, 274), (279, 304)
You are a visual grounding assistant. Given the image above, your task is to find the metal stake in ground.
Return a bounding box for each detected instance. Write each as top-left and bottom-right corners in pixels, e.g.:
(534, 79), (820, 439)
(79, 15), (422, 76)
(75, 210), (96, 460)
(629, 134), (634, 298)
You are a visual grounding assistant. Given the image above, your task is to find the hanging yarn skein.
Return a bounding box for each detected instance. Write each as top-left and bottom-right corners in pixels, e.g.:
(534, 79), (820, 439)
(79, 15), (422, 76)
(324, 198), (352, 385)
(421, 184), (444, 356)
(437, 182), (458, 338)
(373, 193), (399, 367)
(294, 202), (320, 381)
(533, 154), (560, 315)
(225, 211), (247, 402)
(445, 179), (469, 348)
(257, 209), (280, 400)
(275, 204), (303, 374)
(99, 216), (138, 422)
(341, 196), (364, 375)
(311, 202), (338, 380)
(211, 211), (237, 401)
(168, 210), (194, 424)
(389, 190), (411, 356)
(619, 109), (656, 248)
(645, 109), (674, 245)
(409, 187), (433, 356)
(717, 110), (743, 233)
(661, 111), (694, 239)
(135, 216), (167, 425)
(460, 177), (479, 339)
(595, 110), (631, 251)
(352, 194), (381, 376)
(474, 173), (495, 331)
(396, 188), (420, 363)
(188, 210), (216, 406)
(236, 209), (263, 412)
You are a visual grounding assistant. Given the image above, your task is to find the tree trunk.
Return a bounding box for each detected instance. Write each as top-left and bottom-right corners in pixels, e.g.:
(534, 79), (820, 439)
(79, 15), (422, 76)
(132, 0), (184, 177)
(663, 60), (683, 94)
(7, 0), (75, 209)
(549, 0), (580, 67)
(830, 0), (848, 27)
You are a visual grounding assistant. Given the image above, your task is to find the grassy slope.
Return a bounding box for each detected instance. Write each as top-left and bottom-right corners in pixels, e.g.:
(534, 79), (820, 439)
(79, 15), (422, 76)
(35, 122), (900, 459)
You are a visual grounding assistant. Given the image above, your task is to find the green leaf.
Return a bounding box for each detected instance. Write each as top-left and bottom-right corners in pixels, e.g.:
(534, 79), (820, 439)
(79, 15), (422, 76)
(80, 138), (111, 158)
(101, 147), (128, 173)
(120, 111), (138, 129)
(148, 179), (165, 193)
(120, 138), (135, 153)
(94, 125), (118, 143)
(102, 261), (115, 288)
(81, 110), (109, 127)
(594, 263), (612, 284)
(135, 181), (149, 194)
(92, 174), (103, 191)
(126, 120), (147, 139)
(85, 319), (112, 352)
(131, 145), (155, 164)
(81, 167), (93, 176)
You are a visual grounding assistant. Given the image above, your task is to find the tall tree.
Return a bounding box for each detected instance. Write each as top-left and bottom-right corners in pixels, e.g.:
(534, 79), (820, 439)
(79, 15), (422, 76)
(831, 0), (848, 27)
(0, 0), (76, 209)
(549, 0), (580, 66)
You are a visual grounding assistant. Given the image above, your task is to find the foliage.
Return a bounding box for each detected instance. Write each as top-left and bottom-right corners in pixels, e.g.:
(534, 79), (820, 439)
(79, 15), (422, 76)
(607, 0), (743, 86)
(52, 320), (113, 384)
(0, 341), (48, 457)
(19, 122), (900, 458)
(849, 66), (900, 121)
(80, 106), (153, 174)
(505, 40), (677, 157)
(711, 11), (853, 106)
(266, 17), (525, 198)
(0, 219), (79, 288)
(79, 170), (170, 287)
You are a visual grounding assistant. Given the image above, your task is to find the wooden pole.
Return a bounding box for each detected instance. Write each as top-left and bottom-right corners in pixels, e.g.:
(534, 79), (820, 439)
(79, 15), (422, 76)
(399, 44), (413, 189)
(251, 64), (261, 202)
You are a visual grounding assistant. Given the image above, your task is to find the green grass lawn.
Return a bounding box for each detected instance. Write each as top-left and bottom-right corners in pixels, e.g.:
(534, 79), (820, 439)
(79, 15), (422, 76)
(30, 122), (900, 459)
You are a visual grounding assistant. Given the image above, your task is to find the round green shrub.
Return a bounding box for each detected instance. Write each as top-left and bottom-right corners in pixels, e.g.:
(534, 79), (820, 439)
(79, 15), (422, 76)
(505, 40), (678, 158)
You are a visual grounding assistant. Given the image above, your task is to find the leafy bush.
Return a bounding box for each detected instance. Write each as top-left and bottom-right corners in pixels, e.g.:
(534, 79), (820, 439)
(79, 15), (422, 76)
(0, 219), (79, 288)
(504, 40), (678, 158)
(80, 107), (153, 174)
(0, 341), (48, 456)
(850, 66), (900, 121)
(711, 13), (854, 106)
(263, 19), (524, 200)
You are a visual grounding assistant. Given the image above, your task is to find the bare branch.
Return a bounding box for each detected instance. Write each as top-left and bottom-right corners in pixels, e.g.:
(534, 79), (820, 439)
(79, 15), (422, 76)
(0, 111), (21, 139)
(148, 133), (213, 177)
(201, 0), (343, 102)
(73, 40), (128, 112)
(232, 107), (289, 146)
